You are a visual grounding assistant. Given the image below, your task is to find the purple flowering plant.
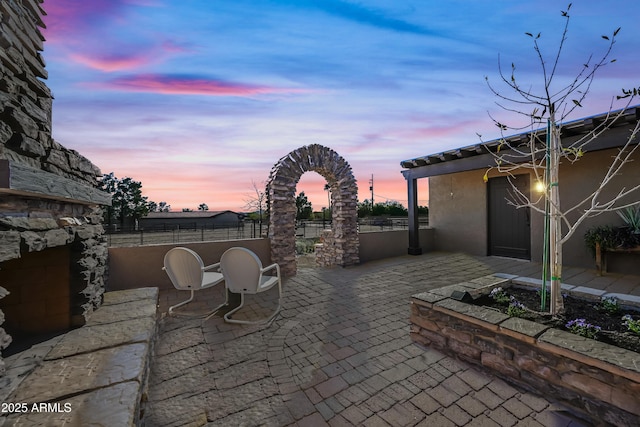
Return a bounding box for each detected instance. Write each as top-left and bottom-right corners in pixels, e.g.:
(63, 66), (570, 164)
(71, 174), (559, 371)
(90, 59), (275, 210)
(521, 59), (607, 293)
(489, 287), (510, 304)
(597, 296), (620, 314)
(565, 318), (601, 339)
(489, 288), (527, 318)
(507, 296), (527, 317)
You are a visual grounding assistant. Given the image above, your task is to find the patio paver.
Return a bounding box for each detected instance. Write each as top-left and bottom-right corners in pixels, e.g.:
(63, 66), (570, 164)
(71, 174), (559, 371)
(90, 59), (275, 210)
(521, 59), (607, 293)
(143, 252), (640, 426)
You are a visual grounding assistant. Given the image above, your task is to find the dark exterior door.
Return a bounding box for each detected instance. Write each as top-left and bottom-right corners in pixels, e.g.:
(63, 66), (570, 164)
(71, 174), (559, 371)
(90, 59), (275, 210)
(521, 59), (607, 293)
(488, 175), (531, 259)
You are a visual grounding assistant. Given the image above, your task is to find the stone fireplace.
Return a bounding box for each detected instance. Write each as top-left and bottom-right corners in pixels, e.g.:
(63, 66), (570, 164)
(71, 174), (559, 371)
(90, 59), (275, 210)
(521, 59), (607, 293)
(0, 0), (110, 371)
(1, 246), (70, 341)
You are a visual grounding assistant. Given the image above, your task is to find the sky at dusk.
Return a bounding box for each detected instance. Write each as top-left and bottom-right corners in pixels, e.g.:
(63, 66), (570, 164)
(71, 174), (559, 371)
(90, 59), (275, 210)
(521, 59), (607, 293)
(41, 0), (640, 212)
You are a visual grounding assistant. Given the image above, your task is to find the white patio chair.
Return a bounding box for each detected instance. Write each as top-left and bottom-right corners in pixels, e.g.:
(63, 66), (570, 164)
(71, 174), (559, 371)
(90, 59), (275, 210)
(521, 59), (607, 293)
(163, 247), (227, 316)
(220, 247), (282, 325)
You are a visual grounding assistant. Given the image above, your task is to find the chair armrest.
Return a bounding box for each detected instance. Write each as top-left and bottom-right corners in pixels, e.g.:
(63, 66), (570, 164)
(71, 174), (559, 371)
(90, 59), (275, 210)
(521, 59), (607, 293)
(261, 263), (281, 276)
(203, 262), (221, 272)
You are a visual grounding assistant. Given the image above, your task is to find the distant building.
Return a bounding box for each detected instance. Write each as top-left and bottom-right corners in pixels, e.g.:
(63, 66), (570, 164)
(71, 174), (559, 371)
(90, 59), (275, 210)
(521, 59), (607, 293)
(139, 210), (245, 231)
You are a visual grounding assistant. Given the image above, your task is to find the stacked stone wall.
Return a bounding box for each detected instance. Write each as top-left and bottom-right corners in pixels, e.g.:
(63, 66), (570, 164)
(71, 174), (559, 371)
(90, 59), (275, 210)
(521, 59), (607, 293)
(1, 0), (100, 182)
(315, 229), (336, 267)
(266, 144), (359, 276)
(0, 0), (108, 375)
(410, 293), (640, 426)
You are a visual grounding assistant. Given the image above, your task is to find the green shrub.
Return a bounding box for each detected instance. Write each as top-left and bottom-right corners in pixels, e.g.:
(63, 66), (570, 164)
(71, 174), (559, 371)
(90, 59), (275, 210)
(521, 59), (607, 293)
(295, 238), (319, 255)
(584, 219), (640, 255)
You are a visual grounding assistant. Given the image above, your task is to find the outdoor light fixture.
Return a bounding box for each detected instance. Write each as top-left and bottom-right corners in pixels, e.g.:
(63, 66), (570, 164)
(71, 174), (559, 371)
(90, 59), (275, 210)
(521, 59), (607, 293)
(450, 290), (473, 303)
(535, 180), (546, 193)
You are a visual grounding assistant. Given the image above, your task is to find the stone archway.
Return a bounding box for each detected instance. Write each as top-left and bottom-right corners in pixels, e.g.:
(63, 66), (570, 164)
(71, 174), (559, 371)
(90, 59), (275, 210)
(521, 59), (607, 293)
(266, 144), (359, 276)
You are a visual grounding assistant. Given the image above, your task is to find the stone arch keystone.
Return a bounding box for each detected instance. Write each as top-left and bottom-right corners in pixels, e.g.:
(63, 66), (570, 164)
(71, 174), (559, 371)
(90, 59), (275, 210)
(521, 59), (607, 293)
(266, 144), (359, 276)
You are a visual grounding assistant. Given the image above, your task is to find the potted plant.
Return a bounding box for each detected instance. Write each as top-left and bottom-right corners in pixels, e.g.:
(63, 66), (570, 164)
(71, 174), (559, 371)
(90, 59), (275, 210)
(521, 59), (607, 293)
(584, 206), (640, 274)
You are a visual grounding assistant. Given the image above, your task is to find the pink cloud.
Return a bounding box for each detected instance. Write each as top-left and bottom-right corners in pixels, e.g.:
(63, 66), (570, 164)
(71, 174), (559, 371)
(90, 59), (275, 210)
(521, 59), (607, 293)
(403, 117), (483, 139)
(68, 40), (194, 72)
(42, 0), (129, 42)
(69, 53), (155, 72)
(402, 125), (461, 140)
(160, 40), (192, 54)
(89, 74), (312, 96)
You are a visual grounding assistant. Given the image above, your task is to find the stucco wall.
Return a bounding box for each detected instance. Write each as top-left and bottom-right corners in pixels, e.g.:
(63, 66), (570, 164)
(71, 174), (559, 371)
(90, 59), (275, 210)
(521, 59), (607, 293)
(108, 229), (436, 291)
(559, 147), (640, 272)
(429, 170), (489, 256)
(359, 228), (434, 263)
(429, 147), (640, 273)
(107, 238), (270, 291)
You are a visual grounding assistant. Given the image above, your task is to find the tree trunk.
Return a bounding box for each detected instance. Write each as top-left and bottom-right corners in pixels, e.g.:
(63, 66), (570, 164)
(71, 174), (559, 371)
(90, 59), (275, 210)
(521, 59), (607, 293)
(549, 118), (564, 314)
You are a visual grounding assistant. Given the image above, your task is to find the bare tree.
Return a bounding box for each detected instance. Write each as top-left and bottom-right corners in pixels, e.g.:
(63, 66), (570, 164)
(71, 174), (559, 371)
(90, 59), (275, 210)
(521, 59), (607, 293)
(481, 3), (640, 314)
(244, 179), (267, 235)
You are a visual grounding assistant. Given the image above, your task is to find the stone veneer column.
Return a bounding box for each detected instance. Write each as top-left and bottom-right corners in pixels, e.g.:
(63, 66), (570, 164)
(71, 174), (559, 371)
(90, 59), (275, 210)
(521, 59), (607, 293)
(266, 144), (359, 276)
(0, 0), (110, 374)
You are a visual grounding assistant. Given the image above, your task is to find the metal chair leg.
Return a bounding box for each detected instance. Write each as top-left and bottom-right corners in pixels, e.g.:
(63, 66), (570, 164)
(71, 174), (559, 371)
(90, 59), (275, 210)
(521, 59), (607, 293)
(202, 289), (230, 323)
(168, 290), (195, 314)
(224, 285), (282, 325)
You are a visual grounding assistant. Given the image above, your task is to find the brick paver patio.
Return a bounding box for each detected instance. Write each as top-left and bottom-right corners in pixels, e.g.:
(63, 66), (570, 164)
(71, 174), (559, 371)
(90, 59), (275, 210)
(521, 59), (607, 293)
(144, 252), (640, 426)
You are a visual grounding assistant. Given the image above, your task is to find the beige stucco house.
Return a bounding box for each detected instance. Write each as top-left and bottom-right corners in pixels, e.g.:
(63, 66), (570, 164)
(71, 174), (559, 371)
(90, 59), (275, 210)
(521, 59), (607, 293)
(401, 107), (640, 274)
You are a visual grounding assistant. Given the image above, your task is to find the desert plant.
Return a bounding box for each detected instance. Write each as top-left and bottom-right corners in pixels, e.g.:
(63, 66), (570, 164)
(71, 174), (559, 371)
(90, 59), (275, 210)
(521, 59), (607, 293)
(617, 205), (640, 234)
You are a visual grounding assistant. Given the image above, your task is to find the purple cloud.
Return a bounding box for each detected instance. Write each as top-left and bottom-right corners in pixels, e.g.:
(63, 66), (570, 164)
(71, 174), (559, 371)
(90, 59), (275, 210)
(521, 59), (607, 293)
(68, 40), (191, 72)
(89, 74), (314, 96)
(69, 53), (155, 72)
(42, 0), (130, 42)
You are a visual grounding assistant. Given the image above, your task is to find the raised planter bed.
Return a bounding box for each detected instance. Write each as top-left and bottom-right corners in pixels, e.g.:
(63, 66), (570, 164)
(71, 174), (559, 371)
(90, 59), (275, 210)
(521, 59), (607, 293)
(410, 274), (640, 426)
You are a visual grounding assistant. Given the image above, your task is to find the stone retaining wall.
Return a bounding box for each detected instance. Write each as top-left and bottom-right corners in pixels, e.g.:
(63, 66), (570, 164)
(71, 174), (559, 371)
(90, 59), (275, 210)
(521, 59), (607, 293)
(410, 275), (640, 426)
(0, 0), (109, 374)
